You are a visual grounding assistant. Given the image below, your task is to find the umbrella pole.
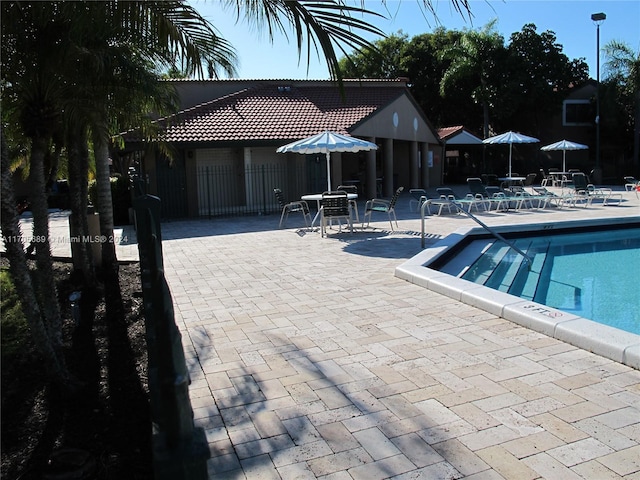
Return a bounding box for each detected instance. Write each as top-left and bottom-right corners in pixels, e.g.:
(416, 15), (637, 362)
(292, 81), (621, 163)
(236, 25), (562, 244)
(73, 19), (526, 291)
(562, 150), (566, 173)
(509, 143), (513, 177)
(326, 151), (331, 192)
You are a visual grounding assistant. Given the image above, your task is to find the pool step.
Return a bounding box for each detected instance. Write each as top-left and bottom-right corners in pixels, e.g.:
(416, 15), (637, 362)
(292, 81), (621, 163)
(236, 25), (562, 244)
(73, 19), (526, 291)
(462, 239), (550, 297)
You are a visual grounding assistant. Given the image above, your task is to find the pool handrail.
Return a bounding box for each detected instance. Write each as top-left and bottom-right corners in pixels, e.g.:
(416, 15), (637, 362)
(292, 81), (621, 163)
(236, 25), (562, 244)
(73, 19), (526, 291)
(420, 197), (533, 268)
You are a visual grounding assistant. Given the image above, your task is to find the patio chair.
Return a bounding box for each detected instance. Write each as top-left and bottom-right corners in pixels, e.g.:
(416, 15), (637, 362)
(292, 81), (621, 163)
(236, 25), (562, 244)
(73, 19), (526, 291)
(571, 172), (589, 194)
(481, 174), (500, 186)
(467, 177), (491, 198)
(320, 191), (353, 237)
(363, 186), (404, 230)
(337, 184), (359, 223)
(408, 188), (427, 212)
(274, 188), (311, 228)
(524, 173), (537, 188)
(540, 168), (560, 187)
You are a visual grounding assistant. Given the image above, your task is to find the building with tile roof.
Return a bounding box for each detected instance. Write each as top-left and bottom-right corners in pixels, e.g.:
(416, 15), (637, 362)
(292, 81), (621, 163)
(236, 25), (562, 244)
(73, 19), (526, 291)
(123, 78), (441, 218)
(436, 126), (484, 184)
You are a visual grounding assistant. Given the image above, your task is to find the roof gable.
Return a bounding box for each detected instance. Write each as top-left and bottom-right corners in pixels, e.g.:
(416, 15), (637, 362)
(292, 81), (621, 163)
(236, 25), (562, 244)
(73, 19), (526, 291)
(438, 126), (483, 144)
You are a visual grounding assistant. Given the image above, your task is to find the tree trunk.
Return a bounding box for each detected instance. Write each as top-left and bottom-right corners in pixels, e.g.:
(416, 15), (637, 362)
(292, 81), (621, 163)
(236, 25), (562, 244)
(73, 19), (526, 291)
(93, 128), (118, 274)
(482, 101), (490, 139)
(28, 135), (64, 348)
(67, 126), (97, 287)
(0, 127), (70, 386)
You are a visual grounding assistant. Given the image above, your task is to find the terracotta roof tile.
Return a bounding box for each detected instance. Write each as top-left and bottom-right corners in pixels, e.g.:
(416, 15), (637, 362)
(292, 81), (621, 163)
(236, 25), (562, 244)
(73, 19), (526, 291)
(151, 83), (405, 143)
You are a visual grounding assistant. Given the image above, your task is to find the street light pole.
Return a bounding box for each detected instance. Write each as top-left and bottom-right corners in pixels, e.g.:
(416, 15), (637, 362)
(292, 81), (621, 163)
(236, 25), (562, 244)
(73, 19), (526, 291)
(591, 12), (606, 184)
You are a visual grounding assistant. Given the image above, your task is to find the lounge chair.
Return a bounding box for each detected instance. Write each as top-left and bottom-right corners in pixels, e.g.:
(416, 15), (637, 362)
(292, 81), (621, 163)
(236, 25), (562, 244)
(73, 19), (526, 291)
(532, 186), (565, 208)
(274, 188), (311, 228)
(485, 186), (515, 211)
(436, 187), (487, 213)
(363, 186), (403, 230)
(561, 173), (592, 207)
(585, 185), (624, 206)
(624, 176), (639, 192)
(408, 188), (427, 212)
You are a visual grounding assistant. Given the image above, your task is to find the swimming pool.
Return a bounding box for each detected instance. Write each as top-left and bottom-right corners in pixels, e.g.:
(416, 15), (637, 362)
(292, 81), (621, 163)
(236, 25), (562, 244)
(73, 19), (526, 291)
(439, 225), (640, 335)
(396, 217), (640, 369)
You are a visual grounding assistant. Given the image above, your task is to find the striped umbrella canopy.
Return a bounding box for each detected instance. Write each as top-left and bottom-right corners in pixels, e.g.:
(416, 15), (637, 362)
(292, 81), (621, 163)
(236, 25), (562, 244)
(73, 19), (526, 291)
(277, 131), (378, 191)
(541, 139), (589, 173)
(483, 131), (540, 177)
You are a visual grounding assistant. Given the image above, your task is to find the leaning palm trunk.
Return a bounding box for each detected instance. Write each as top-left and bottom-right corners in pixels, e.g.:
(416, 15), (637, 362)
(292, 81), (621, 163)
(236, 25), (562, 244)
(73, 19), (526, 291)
(0, 128), (69, 385)
(93, 128), (118, 274)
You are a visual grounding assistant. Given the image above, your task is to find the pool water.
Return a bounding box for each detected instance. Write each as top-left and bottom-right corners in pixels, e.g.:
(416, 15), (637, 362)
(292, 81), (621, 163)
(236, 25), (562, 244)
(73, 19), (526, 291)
(450, 227), (640, 335)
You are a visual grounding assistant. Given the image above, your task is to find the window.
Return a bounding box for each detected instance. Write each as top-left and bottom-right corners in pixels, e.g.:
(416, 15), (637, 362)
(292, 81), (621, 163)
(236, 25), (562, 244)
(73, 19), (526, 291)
(563, 100), (593, 126)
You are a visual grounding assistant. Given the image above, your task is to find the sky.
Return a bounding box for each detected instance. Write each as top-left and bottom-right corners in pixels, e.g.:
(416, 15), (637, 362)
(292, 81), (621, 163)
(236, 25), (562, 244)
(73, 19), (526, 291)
(190, 0), (639, 81)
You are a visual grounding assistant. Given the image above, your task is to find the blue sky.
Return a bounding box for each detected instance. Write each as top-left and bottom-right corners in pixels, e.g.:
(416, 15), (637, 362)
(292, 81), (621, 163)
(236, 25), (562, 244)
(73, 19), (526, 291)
(191, 0), (639, 80)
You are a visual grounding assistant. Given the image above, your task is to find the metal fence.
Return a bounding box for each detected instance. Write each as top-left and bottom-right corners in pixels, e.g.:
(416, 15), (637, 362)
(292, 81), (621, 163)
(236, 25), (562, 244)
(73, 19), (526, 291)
(195, 163), (317, 217)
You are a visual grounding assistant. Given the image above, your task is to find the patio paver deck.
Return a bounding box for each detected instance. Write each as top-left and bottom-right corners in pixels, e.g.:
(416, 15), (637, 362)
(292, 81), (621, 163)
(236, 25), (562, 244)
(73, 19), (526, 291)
(11, 185), (640, 479)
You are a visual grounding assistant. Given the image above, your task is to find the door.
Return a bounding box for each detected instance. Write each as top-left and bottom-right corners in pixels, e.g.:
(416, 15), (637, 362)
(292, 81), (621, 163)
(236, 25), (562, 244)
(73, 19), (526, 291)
(155, 153), (188, 218)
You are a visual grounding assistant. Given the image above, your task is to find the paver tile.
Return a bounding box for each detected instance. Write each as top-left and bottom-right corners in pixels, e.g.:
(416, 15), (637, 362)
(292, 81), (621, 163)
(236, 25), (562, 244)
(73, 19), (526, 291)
(547, 437), (614, 466)
(571, 460), (625, 479)
(522, 452), (583, 480)
(431, 438), (489, 476)
(352, 427), (401, 460)
(347, 454), (415, 480)
(476, 445), (538, 480)
(502, 430), (565, 458)
(307, 447), (372, 476)
(596, 445), (640, 476)
(593, 406), (640, 429)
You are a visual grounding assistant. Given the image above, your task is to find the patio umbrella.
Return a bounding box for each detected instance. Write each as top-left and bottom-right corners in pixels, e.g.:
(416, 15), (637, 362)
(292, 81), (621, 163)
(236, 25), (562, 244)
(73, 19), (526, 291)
(540, 139), (589, 173)
(277, 130), (378, 192)
(482, 131), (540, 177)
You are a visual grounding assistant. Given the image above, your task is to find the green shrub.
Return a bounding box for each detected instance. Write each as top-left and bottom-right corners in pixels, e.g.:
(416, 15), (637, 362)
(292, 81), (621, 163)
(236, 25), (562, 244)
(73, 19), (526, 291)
(0, 268), (29, 360)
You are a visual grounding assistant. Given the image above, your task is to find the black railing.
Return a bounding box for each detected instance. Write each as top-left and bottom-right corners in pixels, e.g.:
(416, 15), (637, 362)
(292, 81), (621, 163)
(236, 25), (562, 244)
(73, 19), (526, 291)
(195, 163), (311, 217)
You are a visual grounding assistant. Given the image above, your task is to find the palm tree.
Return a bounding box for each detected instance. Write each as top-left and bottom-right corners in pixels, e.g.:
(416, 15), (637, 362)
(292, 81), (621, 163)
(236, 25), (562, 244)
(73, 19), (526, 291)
(603, 40), (640, 169)
(1, 126), (71, 386)
(1, 2), (68, 377)
(439, 20), (506, 139)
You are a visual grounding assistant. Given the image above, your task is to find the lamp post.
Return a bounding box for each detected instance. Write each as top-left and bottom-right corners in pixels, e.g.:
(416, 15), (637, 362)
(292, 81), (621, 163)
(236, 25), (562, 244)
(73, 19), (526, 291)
(591, 12), (606, 184)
